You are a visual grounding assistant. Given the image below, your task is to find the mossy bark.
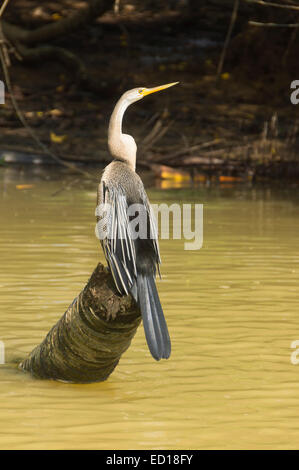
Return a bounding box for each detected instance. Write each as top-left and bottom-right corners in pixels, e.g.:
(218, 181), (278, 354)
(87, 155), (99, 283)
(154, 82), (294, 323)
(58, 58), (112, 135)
(19, 263), (141, 383)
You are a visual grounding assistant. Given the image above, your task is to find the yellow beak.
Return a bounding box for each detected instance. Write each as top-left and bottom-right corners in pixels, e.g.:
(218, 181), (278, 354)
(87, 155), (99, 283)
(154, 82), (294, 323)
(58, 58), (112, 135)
(141, 82), (179, 97)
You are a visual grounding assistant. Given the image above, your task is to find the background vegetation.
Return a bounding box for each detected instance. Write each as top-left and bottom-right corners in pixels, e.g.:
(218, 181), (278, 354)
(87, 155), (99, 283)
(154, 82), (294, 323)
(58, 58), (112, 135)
(1, 0), (299, 180)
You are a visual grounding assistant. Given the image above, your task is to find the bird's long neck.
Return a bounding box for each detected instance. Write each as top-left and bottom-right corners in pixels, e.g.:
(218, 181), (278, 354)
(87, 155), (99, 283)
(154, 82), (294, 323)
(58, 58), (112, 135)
(108, 97), (137, 170)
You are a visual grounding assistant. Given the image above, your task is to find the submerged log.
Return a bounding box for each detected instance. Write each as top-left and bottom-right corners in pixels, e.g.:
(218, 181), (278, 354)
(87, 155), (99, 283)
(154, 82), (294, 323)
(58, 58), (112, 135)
(19, 263), (141, 383)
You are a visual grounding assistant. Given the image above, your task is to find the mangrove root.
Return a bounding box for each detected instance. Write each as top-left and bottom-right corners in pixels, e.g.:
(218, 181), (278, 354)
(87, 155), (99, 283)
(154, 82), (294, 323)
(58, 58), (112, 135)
(19, 262), (141, 383)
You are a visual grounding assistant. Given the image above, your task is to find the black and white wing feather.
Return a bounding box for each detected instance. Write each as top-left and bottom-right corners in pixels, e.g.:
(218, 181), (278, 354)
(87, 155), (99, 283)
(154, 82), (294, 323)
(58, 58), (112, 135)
(97, 181), (138, 297)
(96, 179), (170, 360)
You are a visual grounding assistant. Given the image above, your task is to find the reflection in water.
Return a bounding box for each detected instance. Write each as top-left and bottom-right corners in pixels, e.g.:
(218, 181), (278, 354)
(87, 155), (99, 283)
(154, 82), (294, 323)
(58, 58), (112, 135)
(0, 166), (299, 449)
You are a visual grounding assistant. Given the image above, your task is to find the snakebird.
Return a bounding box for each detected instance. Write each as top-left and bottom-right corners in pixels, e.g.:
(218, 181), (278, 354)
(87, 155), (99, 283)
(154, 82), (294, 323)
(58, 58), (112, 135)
(96, 82), (178, 360)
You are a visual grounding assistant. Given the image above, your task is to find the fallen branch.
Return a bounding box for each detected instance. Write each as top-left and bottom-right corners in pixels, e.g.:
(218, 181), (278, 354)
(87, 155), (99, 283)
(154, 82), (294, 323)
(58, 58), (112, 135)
(19, 263), (141, 383)
(0, 1), (112, 89)
(249, 20), (299, 27)
(15, 42), (88, 82)
(2, 0), (111, 46)
(176, 155), (225, 165)
(155, 139), (225, 162)
(245, 0), (299, 11)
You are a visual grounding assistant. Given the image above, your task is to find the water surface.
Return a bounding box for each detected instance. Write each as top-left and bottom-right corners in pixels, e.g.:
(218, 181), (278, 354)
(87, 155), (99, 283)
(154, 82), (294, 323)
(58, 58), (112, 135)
(0, 166), (299, 450)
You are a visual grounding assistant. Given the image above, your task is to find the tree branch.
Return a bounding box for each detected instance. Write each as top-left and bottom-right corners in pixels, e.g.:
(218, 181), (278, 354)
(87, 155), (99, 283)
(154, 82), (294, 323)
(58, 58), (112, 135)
(15, 42), (88, 81)
(0, 0), (10, 19)
(249, 20), (299, 27)
(217, 0), (239, 80)
(2, 0), (112, 46)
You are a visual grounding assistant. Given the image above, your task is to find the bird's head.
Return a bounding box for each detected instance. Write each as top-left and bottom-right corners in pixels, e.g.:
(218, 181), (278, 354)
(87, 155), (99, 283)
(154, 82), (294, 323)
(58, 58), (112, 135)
(123, 82), (179, 104)
(108, 81), (179, 169)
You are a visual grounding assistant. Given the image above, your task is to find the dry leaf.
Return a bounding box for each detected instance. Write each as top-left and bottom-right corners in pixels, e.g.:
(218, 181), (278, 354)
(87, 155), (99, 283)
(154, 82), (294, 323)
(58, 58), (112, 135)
(50, 131), (67, 144)
(49, 109), (63, 117)
(52, 13), (62, 21)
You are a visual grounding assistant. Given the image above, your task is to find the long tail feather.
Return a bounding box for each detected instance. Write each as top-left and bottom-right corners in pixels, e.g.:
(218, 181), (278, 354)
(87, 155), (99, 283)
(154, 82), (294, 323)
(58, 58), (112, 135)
(137, 274), (171, 361)
(147, 276), (171, 359)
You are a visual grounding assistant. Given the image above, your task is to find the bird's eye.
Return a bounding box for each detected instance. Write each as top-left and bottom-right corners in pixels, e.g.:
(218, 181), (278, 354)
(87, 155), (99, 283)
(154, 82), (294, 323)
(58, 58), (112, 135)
(138, 89), (143, 94)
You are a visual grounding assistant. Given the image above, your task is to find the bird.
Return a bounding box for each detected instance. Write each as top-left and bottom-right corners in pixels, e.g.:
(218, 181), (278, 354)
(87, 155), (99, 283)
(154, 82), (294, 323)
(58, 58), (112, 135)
(96, 82), (178, 361)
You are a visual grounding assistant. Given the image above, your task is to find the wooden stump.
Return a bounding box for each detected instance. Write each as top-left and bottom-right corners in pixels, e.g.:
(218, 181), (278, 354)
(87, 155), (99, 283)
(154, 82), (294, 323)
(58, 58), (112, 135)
(19, 263), (141, 383)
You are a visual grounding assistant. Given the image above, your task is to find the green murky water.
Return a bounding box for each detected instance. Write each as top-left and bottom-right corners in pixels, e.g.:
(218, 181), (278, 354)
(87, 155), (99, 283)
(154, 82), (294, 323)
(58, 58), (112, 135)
(0, 165), (299, 450)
